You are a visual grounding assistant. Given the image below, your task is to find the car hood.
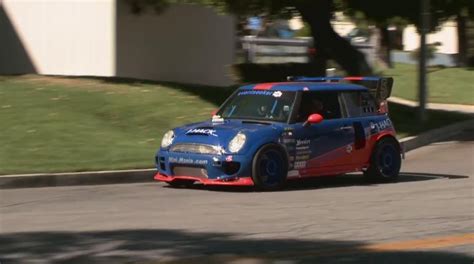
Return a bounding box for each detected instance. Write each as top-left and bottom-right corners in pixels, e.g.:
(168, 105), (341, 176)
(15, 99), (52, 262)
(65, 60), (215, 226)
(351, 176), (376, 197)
(170, 119), (282, 150)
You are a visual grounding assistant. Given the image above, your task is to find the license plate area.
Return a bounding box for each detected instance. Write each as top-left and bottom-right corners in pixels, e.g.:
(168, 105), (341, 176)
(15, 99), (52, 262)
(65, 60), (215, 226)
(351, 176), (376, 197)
(171, 165), (208, 178)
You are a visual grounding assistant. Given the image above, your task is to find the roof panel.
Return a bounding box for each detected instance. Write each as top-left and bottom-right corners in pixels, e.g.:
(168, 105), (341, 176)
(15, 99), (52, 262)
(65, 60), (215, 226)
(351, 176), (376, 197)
(240, 82), (367, 92)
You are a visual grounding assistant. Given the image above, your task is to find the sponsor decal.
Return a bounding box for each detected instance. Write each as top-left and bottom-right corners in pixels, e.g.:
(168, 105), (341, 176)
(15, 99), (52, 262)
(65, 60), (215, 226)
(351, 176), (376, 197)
(238, 90), (273, 96)
(296, 139), (311, 146)
(169, 157), (209, 165)
(294, 161), (307, 169)
(272, 91), (283, 98)
(287, 170), (300, 177)
(295, 149), (312, 155)
(346, 145), (353, 153)
(296, 145), (310, 150)
(377, 119), (392, 130)
(186, 128), (218, 137)
(295, 154), (310, 161)
(370, 119), (392, 133)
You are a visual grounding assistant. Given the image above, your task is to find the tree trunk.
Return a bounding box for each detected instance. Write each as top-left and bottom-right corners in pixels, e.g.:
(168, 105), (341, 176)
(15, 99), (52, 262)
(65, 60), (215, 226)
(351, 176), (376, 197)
(379, 25), (393, 68)
(456, 14), (467, 67)
(295, 0), (373, 76)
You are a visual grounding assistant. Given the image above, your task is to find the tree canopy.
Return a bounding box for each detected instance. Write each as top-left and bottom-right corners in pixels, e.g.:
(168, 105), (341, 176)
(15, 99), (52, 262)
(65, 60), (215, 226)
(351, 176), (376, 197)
(126, 0), (474, 75)
(345, 0), (474, 31)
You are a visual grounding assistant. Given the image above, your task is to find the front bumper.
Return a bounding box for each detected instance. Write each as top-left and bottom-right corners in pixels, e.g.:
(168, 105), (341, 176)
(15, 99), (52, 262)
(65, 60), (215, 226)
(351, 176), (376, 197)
(154, 172), (254, 186)
(155, 149), (254, 186)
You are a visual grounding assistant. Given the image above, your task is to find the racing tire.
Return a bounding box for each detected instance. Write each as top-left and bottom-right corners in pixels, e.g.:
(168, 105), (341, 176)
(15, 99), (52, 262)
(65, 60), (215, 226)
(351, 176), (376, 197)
(364, 137), (401, 182)
(252, 144), (288, 191)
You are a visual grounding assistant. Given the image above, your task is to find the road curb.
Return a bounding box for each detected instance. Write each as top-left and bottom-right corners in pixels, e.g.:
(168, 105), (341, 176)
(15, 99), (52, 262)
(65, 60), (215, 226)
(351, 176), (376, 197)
(1, 119), (472, 189)
(0, 169), (156, 189)
(400, 119), (474, 153)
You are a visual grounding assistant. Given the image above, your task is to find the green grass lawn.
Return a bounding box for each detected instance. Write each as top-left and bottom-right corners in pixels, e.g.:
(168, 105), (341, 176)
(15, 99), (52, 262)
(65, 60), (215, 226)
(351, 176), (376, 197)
(0, 75), (232, 175)
(0, 75), (471, 175)
(383, 63), (474, 105)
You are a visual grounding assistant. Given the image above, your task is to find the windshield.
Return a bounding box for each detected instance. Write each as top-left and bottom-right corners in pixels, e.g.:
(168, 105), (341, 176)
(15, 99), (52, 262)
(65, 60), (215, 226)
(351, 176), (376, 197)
(217, 90), (296, 122)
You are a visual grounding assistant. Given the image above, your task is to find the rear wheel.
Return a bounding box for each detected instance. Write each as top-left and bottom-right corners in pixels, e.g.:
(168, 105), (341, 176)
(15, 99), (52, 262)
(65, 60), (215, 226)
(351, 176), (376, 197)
(252, 144), (288, 191)
(364, 137), (401, 182)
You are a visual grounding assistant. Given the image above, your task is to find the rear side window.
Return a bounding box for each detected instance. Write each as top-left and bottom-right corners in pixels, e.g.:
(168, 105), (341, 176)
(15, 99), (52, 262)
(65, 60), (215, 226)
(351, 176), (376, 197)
(342, 91), (377, 117)
(296, 91), (342, 122)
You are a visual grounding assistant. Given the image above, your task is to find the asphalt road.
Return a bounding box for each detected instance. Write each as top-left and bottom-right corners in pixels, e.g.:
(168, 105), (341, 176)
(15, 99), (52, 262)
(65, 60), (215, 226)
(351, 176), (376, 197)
(1, 132), (473, 264)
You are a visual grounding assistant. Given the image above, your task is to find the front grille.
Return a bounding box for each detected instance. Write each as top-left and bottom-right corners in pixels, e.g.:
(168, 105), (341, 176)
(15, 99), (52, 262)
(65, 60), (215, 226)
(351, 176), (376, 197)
(172, 166), (208, 178)
(170, 143), (222, 155)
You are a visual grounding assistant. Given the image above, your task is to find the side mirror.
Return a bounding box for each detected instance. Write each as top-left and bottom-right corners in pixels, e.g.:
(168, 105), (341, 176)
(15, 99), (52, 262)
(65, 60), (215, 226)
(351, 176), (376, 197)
(211, 109), (218, 116)
(303, 113), (323, 127)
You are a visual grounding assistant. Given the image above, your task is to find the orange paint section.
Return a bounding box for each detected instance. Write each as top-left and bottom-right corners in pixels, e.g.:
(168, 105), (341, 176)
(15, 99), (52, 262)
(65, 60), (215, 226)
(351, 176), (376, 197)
(262, 233), (474, 259)
(253, 83), (275, 90)
(253, 82), (288, 90)
(363, 233), (474, 251)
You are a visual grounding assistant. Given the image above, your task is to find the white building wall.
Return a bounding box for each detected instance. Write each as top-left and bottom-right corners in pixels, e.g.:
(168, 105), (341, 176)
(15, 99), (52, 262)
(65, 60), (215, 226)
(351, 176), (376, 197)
(331, 21), (357, 37)
(402, 21), (458, 54)
(115, 3), (235, 87)
(1, 1), (235, 86)
(1, 0), (116, 76)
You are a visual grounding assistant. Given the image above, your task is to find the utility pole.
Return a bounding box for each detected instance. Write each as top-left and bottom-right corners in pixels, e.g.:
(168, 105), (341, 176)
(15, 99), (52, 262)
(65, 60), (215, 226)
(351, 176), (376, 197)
(418, 0), (430, 122)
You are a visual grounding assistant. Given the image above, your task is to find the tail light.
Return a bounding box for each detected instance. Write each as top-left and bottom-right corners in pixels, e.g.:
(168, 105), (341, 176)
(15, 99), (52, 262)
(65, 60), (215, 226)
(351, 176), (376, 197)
(378, 100), (389, 114)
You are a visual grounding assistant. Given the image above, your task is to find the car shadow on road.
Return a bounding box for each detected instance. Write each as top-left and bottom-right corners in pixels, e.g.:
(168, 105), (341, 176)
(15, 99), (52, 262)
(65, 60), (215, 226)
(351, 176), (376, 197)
(167, 172), (469, 193)
(1, 228), (471, 264)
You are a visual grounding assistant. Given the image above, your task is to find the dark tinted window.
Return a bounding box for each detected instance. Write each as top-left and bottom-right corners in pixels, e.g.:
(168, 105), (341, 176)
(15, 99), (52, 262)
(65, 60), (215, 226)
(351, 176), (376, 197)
(342, 91), (377, 117)
(296, 92), (341, 122)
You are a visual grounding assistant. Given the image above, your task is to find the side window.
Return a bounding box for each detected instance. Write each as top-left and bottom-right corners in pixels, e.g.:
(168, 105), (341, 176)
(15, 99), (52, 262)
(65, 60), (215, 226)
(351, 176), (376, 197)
(296, 92), (342, 122)
(342, 91), (377, 117)
(342, 92), (362, 117)
(360, 92), (377, 114)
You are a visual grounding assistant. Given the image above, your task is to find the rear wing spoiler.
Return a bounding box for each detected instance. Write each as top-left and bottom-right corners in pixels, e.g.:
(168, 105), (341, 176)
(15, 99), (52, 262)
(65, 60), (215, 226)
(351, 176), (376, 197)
(287, 76), (394, 102)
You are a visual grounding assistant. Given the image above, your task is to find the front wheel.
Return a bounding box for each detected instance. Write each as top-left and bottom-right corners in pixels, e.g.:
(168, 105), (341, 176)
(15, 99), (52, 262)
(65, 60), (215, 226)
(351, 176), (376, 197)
(364, 137), (401, 182)
(252, 144), (288, 191)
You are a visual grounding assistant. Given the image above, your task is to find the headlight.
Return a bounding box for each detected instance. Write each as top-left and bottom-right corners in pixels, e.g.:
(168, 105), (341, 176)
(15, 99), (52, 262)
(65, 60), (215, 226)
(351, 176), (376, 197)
(228, 132), (246, 153)
(161, 130), (175, 148)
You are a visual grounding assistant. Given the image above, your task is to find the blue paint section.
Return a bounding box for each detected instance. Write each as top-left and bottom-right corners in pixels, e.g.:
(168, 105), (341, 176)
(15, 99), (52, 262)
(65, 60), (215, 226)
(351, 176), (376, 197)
(289, 119), (354, 169)
(157, 119), (283, 180)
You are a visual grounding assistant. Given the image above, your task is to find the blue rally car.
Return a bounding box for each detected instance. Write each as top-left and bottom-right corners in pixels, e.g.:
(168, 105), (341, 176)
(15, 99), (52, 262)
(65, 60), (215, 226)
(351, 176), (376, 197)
(154, 76), (402, 190)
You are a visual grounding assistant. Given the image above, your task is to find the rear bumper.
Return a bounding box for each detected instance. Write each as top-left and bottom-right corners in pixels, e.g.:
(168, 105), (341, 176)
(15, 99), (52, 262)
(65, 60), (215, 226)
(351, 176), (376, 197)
(154, 172), (254, 186)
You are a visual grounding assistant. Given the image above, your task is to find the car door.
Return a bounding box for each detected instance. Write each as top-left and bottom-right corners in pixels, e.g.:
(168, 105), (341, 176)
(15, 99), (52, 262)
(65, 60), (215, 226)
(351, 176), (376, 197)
(290, 91), (356, 176)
